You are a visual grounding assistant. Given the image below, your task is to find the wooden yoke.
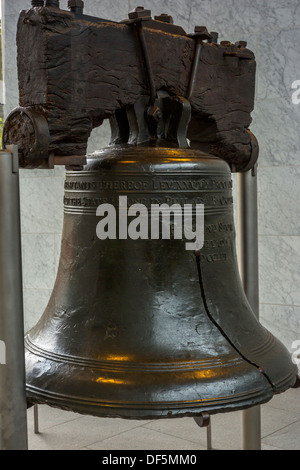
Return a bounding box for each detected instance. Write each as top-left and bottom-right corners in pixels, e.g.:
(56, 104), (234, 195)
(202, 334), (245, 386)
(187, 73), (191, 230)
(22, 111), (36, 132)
(2, 3), (258, 171)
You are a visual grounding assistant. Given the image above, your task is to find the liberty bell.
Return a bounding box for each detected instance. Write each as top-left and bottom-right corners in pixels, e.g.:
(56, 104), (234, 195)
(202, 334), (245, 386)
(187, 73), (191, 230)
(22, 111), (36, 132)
(3, 2), (298, 421)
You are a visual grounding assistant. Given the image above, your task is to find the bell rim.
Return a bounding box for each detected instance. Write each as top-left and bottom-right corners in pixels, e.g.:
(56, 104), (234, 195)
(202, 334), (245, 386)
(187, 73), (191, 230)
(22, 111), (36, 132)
(26, 382), (273, 419)
(25, 338), (276, 419)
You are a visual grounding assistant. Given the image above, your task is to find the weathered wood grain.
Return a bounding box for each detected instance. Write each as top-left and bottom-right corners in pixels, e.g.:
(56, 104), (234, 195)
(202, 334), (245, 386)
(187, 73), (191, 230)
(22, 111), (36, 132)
(15, 6), (257, 170)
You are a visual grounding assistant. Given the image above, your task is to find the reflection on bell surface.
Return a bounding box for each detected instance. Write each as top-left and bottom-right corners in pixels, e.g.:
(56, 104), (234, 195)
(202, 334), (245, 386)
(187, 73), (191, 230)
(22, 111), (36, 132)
(25, 145), (298, 419)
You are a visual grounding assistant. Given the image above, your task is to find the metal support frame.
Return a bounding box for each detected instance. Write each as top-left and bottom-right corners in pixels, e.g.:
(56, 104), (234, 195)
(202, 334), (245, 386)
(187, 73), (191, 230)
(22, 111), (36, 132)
(237, 166), (261, 450)
(33, 404), (213, 448)
(206, 420), (212, 450)
(34, 405), (39, 434)
(194, 413), (213, 450)
(0, 146), (28, 450)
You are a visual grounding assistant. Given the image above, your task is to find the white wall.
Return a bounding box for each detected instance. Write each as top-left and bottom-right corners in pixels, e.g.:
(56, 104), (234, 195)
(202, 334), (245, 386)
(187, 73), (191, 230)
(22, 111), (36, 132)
(2, 0), (300, 354)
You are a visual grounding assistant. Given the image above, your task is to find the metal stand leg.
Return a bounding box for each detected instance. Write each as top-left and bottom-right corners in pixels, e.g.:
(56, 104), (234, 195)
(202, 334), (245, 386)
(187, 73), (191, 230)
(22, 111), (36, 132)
(206, 420), (212, 450)
(241, 406), (261, 450)
(237, 166), (261, 451)
(194, 413), (213, 450)
(34, 405), (39, 434)
(0, 146), (28, 450)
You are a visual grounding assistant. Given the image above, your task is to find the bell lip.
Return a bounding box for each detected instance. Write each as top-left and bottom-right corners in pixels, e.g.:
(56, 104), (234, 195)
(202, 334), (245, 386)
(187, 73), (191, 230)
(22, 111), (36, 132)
(25, 332), (298, 419)
(25, 346), (297, 418)
(271, 367), (299, 394)
(26, 383), (274, 419)
(25, 340), (276, 419)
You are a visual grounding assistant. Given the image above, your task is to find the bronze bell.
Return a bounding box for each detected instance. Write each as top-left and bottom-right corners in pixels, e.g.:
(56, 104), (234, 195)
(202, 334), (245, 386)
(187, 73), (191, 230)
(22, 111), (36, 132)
(24, 142), (298, 419)
(2, 5), (298, 422)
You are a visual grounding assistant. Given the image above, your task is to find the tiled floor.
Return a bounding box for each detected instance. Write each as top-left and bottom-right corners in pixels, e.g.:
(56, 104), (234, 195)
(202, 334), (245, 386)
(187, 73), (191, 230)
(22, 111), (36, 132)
(27, 388), (300, 450)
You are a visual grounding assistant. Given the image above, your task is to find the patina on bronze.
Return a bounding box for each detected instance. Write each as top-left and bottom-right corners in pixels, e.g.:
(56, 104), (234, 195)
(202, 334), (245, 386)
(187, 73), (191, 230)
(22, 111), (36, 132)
(25, 144), (297, 418)
(3, 3), (298, 419)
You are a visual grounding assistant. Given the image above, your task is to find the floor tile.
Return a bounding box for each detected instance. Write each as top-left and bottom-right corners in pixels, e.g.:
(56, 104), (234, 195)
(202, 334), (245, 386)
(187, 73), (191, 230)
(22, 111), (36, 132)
(143, 417), (212, 448)
(26, 387), (300, 450)
(264, 388), (300, 414)
(86, 426), (207, 451)
(27, 405), (82, 432)
(262, 419), (300, 450)
(261, 404), (300, 437)
(261, 443), (282, 450)
(27, 409), (150, 450)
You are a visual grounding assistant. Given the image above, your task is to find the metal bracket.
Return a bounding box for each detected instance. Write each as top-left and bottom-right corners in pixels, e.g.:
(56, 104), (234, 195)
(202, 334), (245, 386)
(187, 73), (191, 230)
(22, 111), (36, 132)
(194, 413), (212, 450)
(34, 405), (39, 434)
(194, 412), (210, 428)
(110, 92), (191, 148)
(124, 8), (156, 112)
(187, 27), (212, 100)
(3, 107), (50, 169)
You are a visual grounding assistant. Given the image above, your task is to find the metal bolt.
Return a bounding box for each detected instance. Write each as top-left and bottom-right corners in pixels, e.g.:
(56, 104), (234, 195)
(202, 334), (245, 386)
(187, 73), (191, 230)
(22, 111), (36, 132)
(45, 0), (59, 7)
(235, 40), (247, 48)
(193, 26), (212, 41)
(209, 32), (218, 44)
(220, 40), (232, 46)
(194, 26), (206, 33)
(154, 13), (173, 24)
(31, 1), (44, 6)
(223, 49), (252, 60)
(147, 106), (162, 122)
(68, 0), (84, 14)
(194, 412), (210, 428)
(128, 6), (151, 20)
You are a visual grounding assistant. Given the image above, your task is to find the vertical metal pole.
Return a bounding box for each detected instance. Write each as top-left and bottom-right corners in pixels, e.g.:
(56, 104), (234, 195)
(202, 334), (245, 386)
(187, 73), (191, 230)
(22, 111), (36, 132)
(206, 421), (212, 450)
(237, 165), (261, 451)
(34, 405), (39, 434)
(0, 146), (28, 450)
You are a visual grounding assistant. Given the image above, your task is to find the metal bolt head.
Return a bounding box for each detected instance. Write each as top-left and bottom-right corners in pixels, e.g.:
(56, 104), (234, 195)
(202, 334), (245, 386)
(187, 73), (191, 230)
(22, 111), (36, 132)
(193, 26), (212, 40)
(147, 106), (162, 122)
(128, 6), (151, 19)
(68, 0), (84, 11)
(154, 13), (174, 24)
(45, 0), (60, 7)
(209, 32), (219, 44)
(220, 40), (232, 46)
(194, 26), (207, 33)
(235, 40), (247, 48)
